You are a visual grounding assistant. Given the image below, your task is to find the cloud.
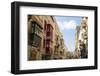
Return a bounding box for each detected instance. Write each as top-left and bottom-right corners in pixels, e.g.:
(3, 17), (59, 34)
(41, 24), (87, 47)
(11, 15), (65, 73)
(57, 20), (77, 31)
(64, 20), (76, 30)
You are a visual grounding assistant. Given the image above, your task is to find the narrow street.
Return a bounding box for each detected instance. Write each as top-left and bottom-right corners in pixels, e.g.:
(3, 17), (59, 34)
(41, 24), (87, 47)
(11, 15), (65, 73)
(28, 15), (88, 60)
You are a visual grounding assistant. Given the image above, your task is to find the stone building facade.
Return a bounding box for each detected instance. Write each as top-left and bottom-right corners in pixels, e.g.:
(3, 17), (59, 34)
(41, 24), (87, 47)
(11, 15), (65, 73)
(74, 26), (81, 58)
(42, 16), (55, 60)
(75, 17), (88, 58)
(28, 15), (67, 60)
(28, 15), (44, 60)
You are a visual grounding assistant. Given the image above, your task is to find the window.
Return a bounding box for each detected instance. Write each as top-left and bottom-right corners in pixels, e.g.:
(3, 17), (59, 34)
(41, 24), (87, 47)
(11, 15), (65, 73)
(47, 24), (50, 32)
(46, 47), (50, 53)
(31, 21), (42, 35)
(35, 24), (42, 35)
(46, 40), (52, 48)
(32, 34), (41, 47)
(46, 32), (50, 36)
(31, 21), (42, 47)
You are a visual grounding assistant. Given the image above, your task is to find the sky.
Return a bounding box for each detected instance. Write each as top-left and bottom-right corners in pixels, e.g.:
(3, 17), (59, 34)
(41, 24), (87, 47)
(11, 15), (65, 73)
(54, 16), (82, 52)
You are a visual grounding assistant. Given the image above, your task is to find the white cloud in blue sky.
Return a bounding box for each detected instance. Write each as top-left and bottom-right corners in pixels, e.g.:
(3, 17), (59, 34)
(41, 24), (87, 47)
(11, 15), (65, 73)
(57, 20), (77, 31)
